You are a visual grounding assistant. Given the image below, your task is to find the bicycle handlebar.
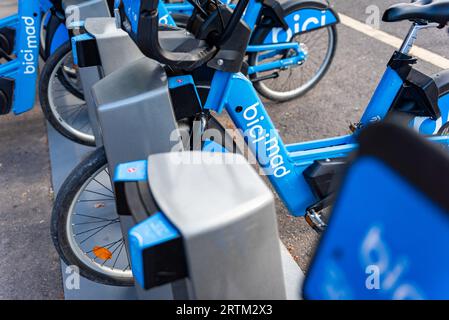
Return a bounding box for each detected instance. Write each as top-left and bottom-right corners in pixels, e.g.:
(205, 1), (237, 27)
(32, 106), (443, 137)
(137, 6), (217, 71)
(137, 0), (250, 71)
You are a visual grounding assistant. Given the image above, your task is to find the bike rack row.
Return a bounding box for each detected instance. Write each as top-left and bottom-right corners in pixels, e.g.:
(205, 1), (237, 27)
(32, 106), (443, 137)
(46, 1), (305, 299)
(47, 75), (305, 300)
(4, 0), (449, 300)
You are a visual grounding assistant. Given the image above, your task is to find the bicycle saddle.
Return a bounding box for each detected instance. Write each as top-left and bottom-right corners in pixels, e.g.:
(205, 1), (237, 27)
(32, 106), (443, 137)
(383, 0), (449, 25)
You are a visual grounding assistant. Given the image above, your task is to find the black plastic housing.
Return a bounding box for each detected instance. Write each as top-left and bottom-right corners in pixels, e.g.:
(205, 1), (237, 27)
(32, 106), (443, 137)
(388, 51), (441, 119)
(303, 158), (347, 200)
(0, 27), (16, 56)
(0, 77), (14, 115)
(140, 236), (188, 290)
(115, 180), (189, 290)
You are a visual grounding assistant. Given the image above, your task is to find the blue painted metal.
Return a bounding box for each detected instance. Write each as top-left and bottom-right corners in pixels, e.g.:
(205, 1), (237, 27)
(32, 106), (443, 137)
(164, 0), (336, 76)
(128, 212), (180, 289)
(203, 51), (449, 217)
(286, 135), (352, 153)
(243, 0), (262, 28)
(360, 67), (404, 126)
(49, 23), (70, 55)
(0, 15), (19, 28)
(205, 71), (316, 216)
(202, 140), (229, 153)
(248, 50), (305, 74)
(246, 42), (300, 53)
(165, 0), (234, 15)
(39, 0), (53, 12)
(246, 42), (306, 75)
(158, 2), (177, 26)
(115, 0), (176, 33)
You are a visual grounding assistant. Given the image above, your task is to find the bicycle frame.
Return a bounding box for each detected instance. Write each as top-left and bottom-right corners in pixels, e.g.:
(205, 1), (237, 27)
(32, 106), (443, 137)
(0, 0), (41, 114)
(111, 0), (337, 77)
(201, 4), (449, 217)
(39, 0), (93, 59)
(40, 0), (54, 13)
(164, 0), (339, 75)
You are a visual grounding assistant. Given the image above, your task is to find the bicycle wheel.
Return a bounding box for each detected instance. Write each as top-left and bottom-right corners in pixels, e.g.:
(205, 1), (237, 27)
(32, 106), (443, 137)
(249, 16), (337, 102)
(51, 147), (132, 286)
(439, 122), (449, 135)
(39, 41), (94, 146)
(51, 116), (234, 286)
(40, 10), (50, 60)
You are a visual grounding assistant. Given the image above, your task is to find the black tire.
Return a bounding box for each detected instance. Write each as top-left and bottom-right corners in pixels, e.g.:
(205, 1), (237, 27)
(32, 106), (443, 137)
(50, 147), (133, 286)
(51, 115), (233, 286)
(56, 64), (84, 100)
(248, 3), (338, 102)
(39, 40), (47, 62)
(438, 121), (449, 135)
(39, 41), (94, 147)
(39, 11), (49, 61)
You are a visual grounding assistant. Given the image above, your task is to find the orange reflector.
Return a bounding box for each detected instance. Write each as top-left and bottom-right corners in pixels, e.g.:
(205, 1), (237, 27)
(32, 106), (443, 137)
(93, 246), (112, 260)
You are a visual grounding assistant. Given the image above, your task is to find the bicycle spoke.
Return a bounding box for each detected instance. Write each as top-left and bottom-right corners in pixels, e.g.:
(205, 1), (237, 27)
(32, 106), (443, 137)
(77, 198), (114, 203)
(92, 177), (114, 194)
(112, 241), (125, 269)
(75, 219), (120, 236)
(74, 213), (115, 221)
(102, 240), (125, 267)
(73, 219), (118, 226)
(78, 219), (120, 244)
(83, 189), (115, 199)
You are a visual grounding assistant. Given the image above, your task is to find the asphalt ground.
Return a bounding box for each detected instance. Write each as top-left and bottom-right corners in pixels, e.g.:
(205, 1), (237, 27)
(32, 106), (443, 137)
(0, 0), (447, 299)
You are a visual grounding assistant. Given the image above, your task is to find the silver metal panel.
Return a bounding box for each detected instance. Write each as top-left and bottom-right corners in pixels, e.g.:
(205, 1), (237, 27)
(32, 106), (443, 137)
(148, 152), (287, 300)
(46, 124), (138, 299)
(63, 0), (111, 20)
(92, 57), (181, 176)
(84, 18), (144, 75)
(280, 242), (304, 300)
(78, 66), (103, 145)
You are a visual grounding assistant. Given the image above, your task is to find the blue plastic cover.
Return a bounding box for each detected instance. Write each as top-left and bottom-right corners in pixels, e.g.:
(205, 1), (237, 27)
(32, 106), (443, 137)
(113, 160), (148, 182)
(128, 212), (180, 288)
(304, 156), (449, 300)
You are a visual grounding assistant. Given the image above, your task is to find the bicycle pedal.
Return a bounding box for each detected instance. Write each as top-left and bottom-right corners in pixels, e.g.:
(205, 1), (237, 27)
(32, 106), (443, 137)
(349, 122), (362, 133)
(305, 208), (328, 233)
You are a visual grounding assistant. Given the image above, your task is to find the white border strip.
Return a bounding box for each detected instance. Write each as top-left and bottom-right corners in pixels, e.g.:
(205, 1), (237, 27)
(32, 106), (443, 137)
(339, 13), (449, 69)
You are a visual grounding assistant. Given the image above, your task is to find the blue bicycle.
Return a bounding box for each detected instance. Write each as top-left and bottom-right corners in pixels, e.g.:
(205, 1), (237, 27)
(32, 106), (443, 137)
(50, 0), (449, 286)
(39, 0), (116, 60)
(0, 0), (88, 117)
(0, 0), (41, 115)
(38, 0), (338, 146)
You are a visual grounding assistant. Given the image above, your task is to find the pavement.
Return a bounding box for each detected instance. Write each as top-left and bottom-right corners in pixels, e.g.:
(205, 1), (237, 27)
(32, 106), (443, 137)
(0, 0), (448, 299)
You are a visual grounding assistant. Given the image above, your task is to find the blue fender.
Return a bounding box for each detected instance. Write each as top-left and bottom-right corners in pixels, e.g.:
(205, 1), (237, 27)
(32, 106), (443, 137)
(39, 0), (53, 13)
(49, 23), (69, 55)
(43, 9), (69, 59)
(261, 0), (339, 44)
